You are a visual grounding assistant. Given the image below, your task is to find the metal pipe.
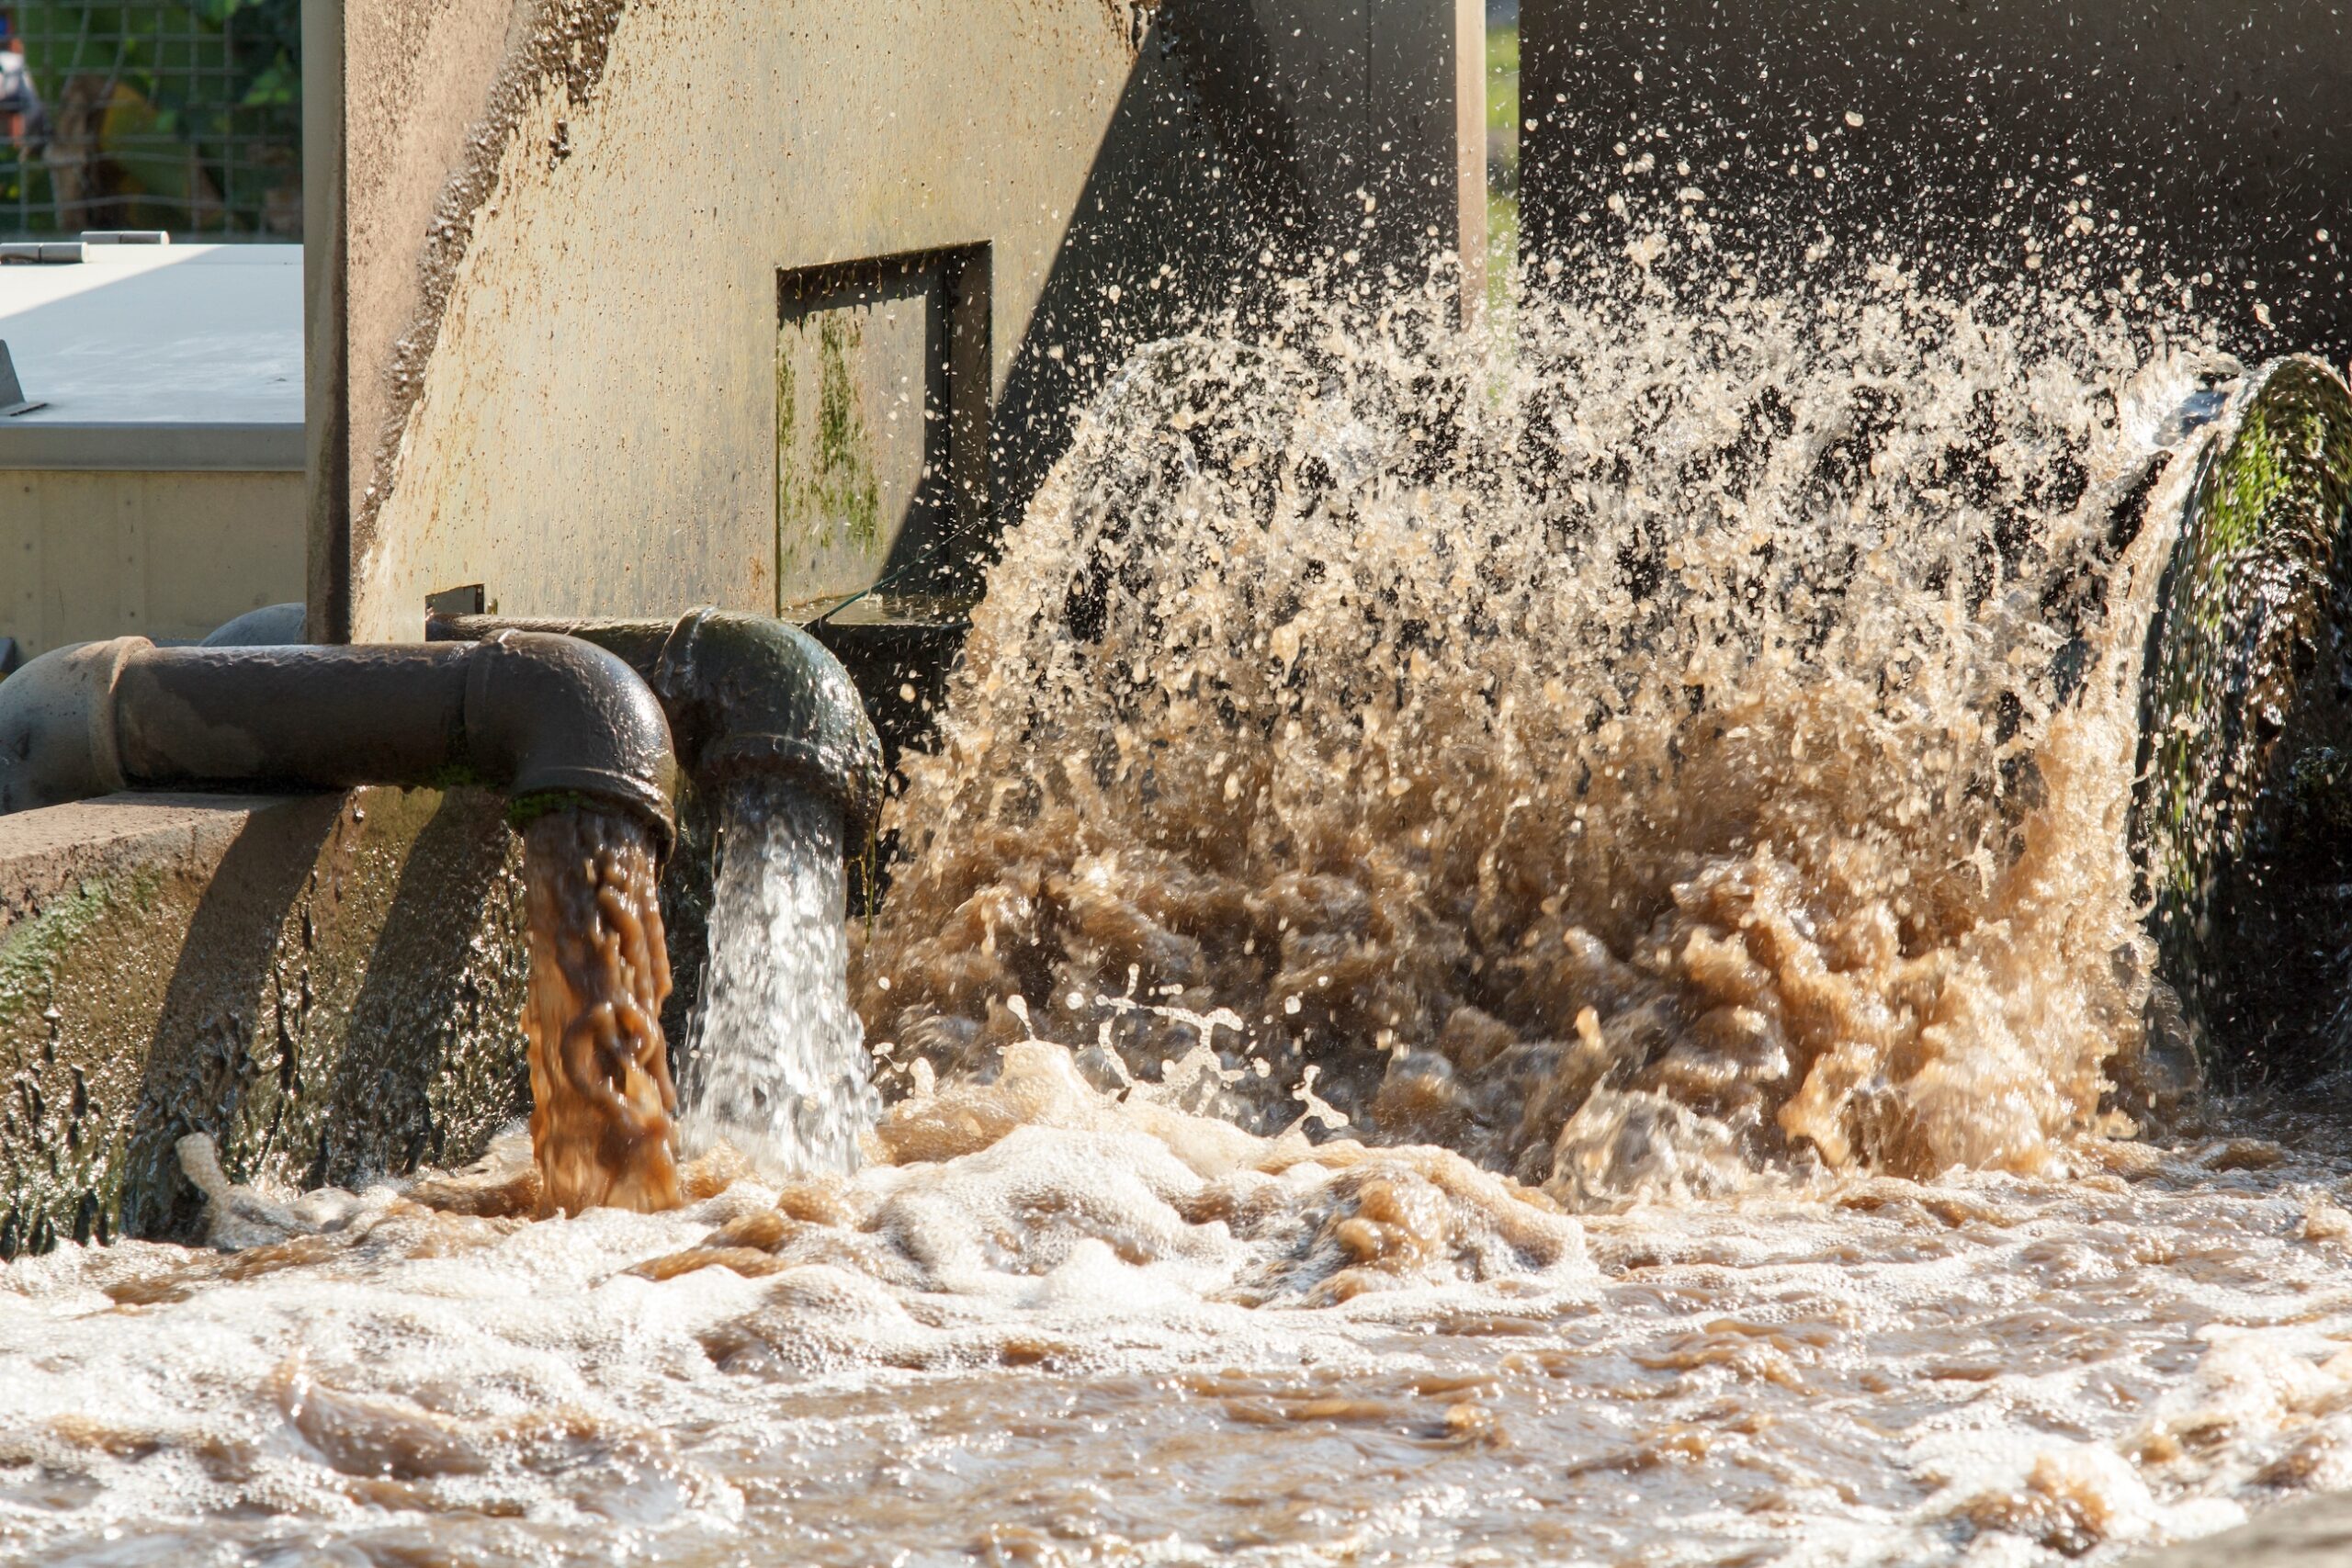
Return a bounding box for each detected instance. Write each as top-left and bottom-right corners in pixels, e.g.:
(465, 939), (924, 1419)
(0, 632), (678, 842)
(427, 607), (884, 837)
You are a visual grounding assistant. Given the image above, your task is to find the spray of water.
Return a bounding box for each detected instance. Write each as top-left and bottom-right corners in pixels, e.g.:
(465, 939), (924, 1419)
(855, 245), (2235, 1198)
(678, 781), (879, 1177)
(26, 203), (2352, 1566)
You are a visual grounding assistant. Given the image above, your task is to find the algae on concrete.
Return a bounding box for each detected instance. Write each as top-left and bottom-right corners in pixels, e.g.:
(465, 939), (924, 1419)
(0, 787), (534, 1250)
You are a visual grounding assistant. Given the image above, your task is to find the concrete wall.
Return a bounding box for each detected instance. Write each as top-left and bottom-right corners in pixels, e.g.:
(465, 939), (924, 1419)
(0, 469), (305, 657)
(0, 788), (530, 1250)
(305, 0), (1484, 642)
(1520, 0), (2352, 361)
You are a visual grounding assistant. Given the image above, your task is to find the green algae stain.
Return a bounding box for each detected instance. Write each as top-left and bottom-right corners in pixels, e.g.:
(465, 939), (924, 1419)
(0, 867), (164, 1253)
(0, 869), (161, 1038)
(2143, 360), (2352, 909)
(2136, 357), (2352, 1074)
(778, 307), (885, 596)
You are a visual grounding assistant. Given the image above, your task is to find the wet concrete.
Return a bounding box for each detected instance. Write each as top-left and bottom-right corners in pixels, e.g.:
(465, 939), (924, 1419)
(0, 787), (530, 1251)
(2121, 1495), (2352, 1568)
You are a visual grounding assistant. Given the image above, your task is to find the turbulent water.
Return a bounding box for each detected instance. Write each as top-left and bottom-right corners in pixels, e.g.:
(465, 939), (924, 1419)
(6, 246), (2350, 1565)
(520, 807), (681, 1216)
(858, 258), (2229, 1191)
(677, 782), (878, 1179)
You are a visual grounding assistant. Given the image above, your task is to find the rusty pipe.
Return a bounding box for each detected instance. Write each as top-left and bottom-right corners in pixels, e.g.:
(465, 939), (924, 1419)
(0, 633), (678, 844)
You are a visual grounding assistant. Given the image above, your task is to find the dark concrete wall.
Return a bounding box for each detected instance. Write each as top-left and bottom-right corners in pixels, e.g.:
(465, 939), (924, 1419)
(1521, 0), (2352, 361)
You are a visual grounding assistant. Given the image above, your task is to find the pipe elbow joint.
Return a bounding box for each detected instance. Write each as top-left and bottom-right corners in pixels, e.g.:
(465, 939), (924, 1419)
(0, 631), (679, 848)
(652, 609), (885, 835)
(466, 632), (680, 844)
(0, 637), (143, 815)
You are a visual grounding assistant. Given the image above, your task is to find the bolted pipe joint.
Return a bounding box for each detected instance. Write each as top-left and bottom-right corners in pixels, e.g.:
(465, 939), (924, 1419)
(0, 632), (679, 846)
(430, 607), (886, 838)
(0, 638), (143, 817)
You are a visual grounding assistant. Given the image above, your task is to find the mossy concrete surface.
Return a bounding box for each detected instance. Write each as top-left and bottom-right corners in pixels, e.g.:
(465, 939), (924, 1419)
(0, 785), (530, 1253)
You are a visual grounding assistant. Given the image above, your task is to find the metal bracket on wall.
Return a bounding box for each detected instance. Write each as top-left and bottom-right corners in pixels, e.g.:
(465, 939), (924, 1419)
(424, 584), (489, 618)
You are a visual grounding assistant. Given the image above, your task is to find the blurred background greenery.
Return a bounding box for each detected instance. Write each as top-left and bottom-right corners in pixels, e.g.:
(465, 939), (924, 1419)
(1487, 0), (1518, 308)
(0, 0), (300, 239)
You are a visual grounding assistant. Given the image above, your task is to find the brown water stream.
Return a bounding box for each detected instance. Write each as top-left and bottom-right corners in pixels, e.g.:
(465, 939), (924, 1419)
(520, 807), (682, 1217)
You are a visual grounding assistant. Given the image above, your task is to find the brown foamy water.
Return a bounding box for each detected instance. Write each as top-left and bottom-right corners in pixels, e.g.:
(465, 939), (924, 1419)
(522, 807), (681, 1217)
(3, 257), (2346, 1567)
(858, 257), (2227, 1191)
(7, 1066), (2352, 1565)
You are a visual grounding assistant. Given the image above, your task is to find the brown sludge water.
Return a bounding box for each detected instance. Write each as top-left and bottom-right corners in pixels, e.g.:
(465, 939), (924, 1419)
(521, 807), (681, 1217)
(2, 255), (2349, 1567)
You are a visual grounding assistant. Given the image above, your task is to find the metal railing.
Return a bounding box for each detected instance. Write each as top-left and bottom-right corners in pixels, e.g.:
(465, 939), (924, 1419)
(0, 2), (300, 240)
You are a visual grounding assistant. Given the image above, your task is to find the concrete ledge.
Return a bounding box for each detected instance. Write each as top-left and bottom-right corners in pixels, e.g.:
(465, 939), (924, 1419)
(0, 786), (529, 1250)
(0, 422), (305, 472)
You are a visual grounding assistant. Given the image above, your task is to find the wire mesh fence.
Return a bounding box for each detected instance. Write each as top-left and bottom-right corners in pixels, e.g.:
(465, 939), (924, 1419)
(0, 2), (300, 240)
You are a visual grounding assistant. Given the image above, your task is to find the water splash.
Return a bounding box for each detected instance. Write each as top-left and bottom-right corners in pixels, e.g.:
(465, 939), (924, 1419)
(18, 225), (2352, 1568)
(679, 781), (878, 1177)
(857, 250), (2234, 1195)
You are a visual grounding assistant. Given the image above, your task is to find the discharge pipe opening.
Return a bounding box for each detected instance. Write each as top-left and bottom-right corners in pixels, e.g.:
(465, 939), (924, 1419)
(0, 628), (690, 1217)
(428, 606), (888, 1177)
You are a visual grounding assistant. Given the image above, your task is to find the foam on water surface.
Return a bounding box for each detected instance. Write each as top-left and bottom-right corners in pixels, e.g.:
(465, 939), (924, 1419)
(7, 1075), (2352, 1564)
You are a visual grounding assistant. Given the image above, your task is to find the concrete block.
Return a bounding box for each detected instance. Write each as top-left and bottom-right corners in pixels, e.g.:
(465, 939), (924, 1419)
(0, 787), (529, 1251)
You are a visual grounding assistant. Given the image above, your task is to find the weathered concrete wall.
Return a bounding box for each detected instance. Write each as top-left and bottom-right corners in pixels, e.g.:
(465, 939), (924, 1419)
(307, 0), (1484, 642)
(0, 788), (529, 1250)
(0, 469), (305, 658)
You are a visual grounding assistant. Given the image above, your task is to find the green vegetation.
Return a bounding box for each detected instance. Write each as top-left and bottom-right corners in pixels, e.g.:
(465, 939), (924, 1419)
(1487, 22), (1519, 138)
(1486, 19), (1519, 309)
(6, 0), (301, 236)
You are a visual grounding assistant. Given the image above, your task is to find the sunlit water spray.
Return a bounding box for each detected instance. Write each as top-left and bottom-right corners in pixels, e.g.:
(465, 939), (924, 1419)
(677, 781), (878, 1178)
(857, 255), (2234, 1196)
(9, 251), (2352, 1567)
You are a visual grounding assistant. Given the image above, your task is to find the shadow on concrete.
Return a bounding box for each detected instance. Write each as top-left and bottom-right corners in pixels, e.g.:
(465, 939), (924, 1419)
(119, 795), (340, 1241)
(985, 0), (1314, 559)
(319, 789), (527, 1190)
